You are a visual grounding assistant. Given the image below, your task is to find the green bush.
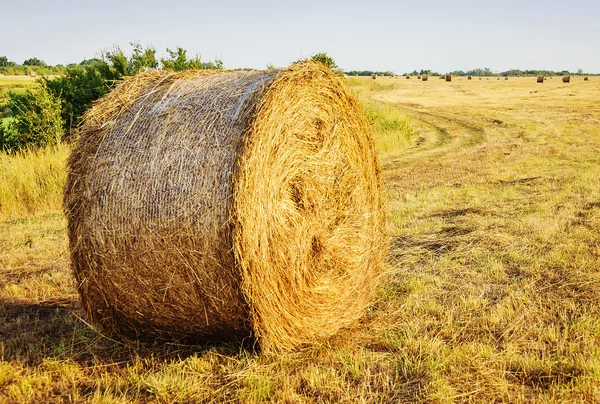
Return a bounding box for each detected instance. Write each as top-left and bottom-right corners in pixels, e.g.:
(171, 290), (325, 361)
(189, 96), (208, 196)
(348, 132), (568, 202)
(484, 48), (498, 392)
(45, 60), (117, 130)
(0, 118), (20, 151)
(4, 83), (64, 150)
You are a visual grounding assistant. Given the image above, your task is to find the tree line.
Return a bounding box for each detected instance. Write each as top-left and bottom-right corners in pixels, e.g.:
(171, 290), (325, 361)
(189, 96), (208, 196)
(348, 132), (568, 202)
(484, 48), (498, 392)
(344, 68), (587, 78)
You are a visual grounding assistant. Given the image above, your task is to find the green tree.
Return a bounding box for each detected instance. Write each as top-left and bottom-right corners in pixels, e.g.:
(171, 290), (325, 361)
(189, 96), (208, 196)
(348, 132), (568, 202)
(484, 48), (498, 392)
(44, 59), (117, 131)
(311, 52), (338, 69)
(130, 42), (158, 73)
(0, 56), (9, 67)
(161, 47), (222, 71)
(23, 57), (47, 67)
(161, 47), (189, 71)
(5, 82), (64, 149)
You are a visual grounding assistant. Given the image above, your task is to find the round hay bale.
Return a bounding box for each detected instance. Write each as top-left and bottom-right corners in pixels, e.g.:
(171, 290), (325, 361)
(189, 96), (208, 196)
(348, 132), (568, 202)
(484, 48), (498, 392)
(468, 75), (472, 80)
(445, 75), (452, 82)
(371, 73), (376, 79)
(562, 76), (571, 83)
(422, 74), (429, 81)
(406, 75), (410, 79)
(584, 76), (589, 81)
(537, 76), (544, 83)
(64, 62), (386, 352)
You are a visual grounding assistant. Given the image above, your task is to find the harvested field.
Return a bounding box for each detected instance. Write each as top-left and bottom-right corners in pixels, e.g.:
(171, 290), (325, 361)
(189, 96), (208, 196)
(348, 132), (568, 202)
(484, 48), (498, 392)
(2, 75), (600, 403)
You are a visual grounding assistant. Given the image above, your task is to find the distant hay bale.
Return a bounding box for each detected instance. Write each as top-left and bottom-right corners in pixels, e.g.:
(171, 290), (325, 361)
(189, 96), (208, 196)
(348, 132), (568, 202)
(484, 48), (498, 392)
(417, 75), (421, 79)
(439, 75), (445, 80)
(64, 62), (386, 352)
(537, 76), (544, 83)
(406, 75), (410, 79)
(584, 76), (589, 81)
(446, 75), (452, 82)
(479, 78), (482, 80)
(562, 76), (571, 83)
(468, 76), (472, 80)
(505, 77), (508, 80)
(371, 73), (376, 80)
(422, 74), (429, 81)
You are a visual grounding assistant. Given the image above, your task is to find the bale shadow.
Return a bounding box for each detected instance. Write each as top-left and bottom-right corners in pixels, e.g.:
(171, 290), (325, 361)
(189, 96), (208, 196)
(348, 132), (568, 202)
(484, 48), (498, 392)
(0, 298), (254, 366)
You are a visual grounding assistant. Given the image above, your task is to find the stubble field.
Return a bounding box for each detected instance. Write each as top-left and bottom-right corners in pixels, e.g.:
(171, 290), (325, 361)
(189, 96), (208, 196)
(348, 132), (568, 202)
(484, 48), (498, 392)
(1, 75), (599, 402)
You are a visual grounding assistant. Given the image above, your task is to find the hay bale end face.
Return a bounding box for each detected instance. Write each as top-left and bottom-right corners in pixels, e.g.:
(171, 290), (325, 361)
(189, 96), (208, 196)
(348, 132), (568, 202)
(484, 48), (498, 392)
(562, 76), (571, 83)
(422, 75), (428, 81)
(445, 75), (452, 82)
(64, 62), (386, 352)
(537, 76), (544, 83)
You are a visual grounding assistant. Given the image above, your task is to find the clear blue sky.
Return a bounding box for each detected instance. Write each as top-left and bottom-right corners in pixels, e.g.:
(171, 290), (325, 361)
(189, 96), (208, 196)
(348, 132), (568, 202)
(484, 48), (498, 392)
(1, 0), (598, 73)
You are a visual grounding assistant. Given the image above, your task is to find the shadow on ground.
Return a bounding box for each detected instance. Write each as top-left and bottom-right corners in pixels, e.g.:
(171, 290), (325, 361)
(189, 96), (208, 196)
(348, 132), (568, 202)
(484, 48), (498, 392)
(0, 298), (246, 366)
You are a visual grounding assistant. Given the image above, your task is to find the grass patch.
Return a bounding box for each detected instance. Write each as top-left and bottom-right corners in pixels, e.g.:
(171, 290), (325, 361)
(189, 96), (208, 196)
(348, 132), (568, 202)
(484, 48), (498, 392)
(363, 99), (413, 156)
(0, 144), (69, 221)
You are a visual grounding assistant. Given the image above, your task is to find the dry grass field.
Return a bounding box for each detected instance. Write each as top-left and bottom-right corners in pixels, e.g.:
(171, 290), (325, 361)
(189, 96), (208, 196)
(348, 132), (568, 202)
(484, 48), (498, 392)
(1, 75), (599, 402)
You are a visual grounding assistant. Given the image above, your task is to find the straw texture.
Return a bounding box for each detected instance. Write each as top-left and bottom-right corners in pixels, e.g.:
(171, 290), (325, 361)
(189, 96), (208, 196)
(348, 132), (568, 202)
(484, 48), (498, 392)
(64, 62), (385, 351)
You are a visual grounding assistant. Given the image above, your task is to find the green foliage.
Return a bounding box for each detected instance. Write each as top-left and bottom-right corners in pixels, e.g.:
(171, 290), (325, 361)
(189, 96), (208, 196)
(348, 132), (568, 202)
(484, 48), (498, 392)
(311, 52), (338, 69)
(447, 67), (576, 77)
(295, 52), (342, 75)
(161, 47), (223, 71)
(23, 57), (47, 67)
(0, 118), (20, 151)
(344, 70), (395, 77)
(4, 43), (224, 149)
(44, 59), (118, 130)
(130, 42), (159, 73)
(42, 43), (223, 133)
(161, 47), (189, 71)
(101, 43), (158, 77)
(3, 83), (64, 150)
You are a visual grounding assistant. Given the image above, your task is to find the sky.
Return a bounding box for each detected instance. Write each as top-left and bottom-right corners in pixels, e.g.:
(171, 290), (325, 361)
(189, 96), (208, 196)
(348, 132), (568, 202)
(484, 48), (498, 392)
(1, 0), (598, 74)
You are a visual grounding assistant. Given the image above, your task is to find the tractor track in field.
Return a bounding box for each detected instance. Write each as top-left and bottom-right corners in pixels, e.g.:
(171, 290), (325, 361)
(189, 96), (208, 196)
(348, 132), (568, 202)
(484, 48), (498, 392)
(379, 102), (489, 171)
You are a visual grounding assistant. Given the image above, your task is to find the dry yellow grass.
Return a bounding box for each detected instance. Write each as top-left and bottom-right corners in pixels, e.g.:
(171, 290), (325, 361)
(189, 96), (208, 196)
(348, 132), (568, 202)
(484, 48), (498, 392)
(1, 75), (599, 402)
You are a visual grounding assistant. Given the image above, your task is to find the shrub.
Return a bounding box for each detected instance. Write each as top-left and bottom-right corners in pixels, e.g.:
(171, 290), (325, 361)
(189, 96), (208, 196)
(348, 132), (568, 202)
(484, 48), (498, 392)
(6, 82), (64, 150)
(0, 118), (20, 151)
(45, 60), (117, 130)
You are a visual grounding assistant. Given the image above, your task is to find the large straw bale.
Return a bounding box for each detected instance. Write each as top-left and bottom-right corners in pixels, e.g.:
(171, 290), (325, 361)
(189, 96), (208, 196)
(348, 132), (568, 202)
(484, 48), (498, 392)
(64, 62), (386, 351)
